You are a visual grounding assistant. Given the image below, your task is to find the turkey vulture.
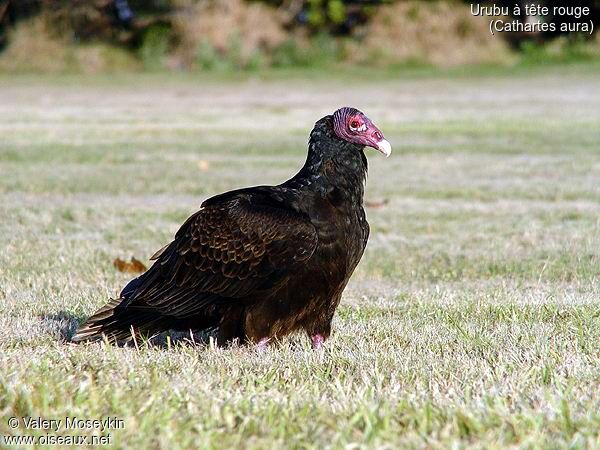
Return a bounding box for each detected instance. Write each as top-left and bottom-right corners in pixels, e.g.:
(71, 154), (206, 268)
(72, 107), (391, 348)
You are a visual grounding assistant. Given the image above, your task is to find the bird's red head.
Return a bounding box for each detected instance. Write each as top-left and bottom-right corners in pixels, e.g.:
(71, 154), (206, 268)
(332, 107), (392, 157)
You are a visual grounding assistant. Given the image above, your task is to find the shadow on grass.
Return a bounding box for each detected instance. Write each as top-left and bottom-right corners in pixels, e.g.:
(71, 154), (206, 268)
(42, 310), (219, 348)
(147, 329), (218, 348)
(42, 311), (84, 343)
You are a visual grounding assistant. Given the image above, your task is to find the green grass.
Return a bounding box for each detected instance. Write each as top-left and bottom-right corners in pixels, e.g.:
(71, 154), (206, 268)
(0, 67), (599, 449)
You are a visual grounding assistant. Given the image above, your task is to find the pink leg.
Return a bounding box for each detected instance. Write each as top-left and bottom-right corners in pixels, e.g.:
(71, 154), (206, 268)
(311, 334), (325, 349)
(257, 337), (271, 350)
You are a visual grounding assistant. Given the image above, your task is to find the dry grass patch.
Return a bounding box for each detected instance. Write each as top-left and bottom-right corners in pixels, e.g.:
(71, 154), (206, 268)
(0, 17), (138, 74)
(353, 1), (514, 67)
(172, 0), (286, 68)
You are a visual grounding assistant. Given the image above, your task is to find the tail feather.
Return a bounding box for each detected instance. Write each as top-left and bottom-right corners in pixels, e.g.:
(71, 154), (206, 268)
(71, 298), (169, 343)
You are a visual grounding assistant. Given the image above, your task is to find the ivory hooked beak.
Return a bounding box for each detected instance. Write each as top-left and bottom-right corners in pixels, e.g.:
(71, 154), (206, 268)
(376, 139), (392, 157)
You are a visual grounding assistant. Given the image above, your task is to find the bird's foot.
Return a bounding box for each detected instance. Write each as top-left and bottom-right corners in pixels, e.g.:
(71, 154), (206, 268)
(311, 334), (325, 350)
(257, 337), (271, 350)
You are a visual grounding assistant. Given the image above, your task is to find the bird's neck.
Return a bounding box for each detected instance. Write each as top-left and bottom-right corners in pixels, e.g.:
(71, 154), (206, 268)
(291, 116), (368, 203)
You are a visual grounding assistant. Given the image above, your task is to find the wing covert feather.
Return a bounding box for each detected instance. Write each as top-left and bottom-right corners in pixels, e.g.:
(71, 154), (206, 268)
(123, 195), (318, 318)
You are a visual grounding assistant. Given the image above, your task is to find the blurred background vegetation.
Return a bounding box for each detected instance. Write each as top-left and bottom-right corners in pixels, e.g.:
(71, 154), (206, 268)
(0, 0), (599, 73)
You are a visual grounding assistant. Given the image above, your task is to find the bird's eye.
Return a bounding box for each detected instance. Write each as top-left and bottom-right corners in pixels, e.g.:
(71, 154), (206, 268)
(349, 119), (367, 133)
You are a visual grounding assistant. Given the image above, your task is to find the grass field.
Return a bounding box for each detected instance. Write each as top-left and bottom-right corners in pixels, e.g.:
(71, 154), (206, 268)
(1, 66), (599, 449)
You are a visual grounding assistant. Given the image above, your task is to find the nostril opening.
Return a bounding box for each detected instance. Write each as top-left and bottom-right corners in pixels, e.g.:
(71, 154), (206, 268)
(374, 131), (382, 140)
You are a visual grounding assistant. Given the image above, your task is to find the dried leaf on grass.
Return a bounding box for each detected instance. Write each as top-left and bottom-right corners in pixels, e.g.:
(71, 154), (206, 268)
(365, 199), (390, 209)
(113, 257), (147, 273)
(197, 160), (210, 171)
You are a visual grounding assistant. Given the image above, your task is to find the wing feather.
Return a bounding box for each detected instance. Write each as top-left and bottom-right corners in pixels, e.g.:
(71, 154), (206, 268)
(120, 193), (318, 318)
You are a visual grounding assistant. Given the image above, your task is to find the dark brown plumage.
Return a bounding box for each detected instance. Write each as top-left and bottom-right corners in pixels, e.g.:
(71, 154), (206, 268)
(72, 107), (391, 348)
